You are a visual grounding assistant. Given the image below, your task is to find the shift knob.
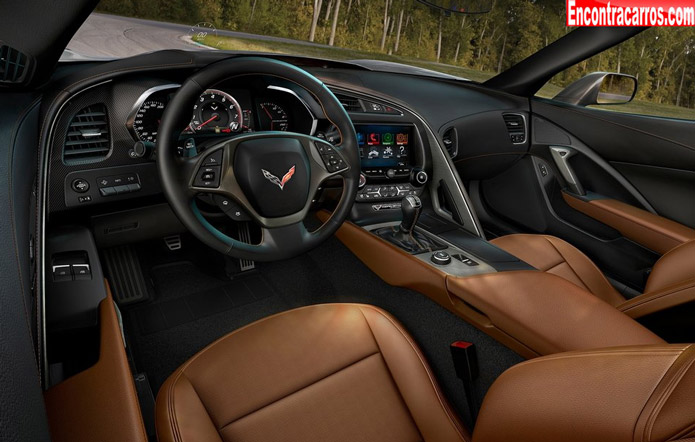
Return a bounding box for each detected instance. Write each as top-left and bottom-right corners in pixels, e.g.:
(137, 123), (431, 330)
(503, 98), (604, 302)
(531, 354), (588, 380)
(400, 195), (422, 234)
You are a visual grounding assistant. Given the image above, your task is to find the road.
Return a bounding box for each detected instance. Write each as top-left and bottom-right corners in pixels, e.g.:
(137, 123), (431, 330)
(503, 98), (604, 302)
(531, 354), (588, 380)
(65, 13), (331, 59)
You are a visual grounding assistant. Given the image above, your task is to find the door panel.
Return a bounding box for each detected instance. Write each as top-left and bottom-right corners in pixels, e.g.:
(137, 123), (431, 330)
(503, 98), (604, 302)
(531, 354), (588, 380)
(473, 99), (695, 292)
(532, 100), (695, 229)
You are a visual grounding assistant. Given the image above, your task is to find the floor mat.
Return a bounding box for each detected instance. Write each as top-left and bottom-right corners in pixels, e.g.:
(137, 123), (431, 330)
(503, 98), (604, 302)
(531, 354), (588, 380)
(130, 271), (275, 335)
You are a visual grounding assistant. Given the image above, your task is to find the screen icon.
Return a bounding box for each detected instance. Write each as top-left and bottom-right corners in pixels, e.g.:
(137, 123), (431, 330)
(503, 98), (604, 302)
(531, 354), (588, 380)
(396, 133), (408, 145)
(382, 132), (394, 145)
(368, 133), (380, 145)
(357, 132), (365, 145)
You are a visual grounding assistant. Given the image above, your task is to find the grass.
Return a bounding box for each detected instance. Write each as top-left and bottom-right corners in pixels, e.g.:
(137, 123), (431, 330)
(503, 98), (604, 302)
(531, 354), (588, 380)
(197, 34), (695, 121)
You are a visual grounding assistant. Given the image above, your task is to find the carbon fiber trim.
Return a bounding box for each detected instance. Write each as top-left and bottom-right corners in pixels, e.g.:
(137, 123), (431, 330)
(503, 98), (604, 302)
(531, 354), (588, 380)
(48, 78), (169, 212)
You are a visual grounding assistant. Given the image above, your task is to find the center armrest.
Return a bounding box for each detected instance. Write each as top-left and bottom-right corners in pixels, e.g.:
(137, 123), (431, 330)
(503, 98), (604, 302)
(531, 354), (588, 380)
(446, 271), (665, 355)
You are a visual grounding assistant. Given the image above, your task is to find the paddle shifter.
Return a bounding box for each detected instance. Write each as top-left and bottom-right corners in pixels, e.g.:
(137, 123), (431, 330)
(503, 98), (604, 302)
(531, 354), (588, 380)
(399, 195), (422, 235)
(373, 195), (444, 254)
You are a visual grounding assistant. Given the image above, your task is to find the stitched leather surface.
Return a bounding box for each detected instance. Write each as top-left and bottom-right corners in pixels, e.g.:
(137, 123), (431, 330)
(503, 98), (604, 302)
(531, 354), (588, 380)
(0, 93), (51, 440)
(156, 303), (469, 442)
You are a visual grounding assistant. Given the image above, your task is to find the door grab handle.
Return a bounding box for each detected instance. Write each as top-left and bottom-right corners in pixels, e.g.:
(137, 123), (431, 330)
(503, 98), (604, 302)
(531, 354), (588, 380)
(550, 146), (585, 195)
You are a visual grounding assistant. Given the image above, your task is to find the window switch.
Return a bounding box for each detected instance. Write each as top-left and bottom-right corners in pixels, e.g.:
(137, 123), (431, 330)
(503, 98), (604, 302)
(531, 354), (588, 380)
(53, 265), (72, 282)
(72, 264), (92, 280)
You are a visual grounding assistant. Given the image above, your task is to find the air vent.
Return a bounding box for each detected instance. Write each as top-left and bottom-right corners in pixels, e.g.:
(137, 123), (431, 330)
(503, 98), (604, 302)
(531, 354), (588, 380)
(334, 93), (363, 112)
(502, 113), (526, 144)
(442, 127), (458, 158)
(0, 45), (31, 84)
(63, 104), (110, 163)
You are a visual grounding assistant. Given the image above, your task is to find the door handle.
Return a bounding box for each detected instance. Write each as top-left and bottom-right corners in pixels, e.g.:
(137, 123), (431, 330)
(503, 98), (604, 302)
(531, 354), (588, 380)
(550, 146), (585, 195)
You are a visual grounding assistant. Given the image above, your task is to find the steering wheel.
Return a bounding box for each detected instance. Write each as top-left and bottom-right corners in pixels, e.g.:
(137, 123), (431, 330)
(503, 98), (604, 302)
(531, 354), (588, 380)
(157, 57), (359, 261)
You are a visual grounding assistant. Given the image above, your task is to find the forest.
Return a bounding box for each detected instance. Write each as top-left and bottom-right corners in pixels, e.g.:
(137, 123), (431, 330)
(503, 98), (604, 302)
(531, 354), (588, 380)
(96, 0), (695, 114)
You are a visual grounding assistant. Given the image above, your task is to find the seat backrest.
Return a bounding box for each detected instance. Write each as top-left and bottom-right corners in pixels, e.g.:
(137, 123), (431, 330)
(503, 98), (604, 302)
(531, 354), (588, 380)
(645, 240), (695, 293)
(473, 344), (695, 442)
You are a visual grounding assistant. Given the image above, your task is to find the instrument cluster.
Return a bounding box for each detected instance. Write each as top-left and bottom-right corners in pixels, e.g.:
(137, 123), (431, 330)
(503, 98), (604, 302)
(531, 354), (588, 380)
(126, 83), (311, 144)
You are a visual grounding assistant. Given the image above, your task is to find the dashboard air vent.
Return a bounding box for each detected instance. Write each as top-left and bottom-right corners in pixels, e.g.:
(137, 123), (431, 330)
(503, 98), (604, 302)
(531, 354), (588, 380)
(502, 113), (526, 144)
(0, 45), (30, 84)
(442, 127), (458, 158)
(63, 104), (110, 163)
(334, 93), (363, 112)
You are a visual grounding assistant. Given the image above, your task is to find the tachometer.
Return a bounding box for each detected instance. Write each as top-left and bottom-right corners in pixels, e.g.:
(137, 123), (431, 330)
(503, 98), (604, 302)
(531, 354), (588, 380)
(190, 89), (243, 134)
(258, 102), (289, 131)
(132, 100), (165, 142)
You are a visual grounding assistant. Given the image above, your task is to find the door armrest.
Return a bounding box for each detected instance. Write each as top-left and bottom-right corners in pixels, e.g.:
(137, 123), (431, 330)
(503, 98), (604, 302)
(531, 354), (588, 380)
(562, 191), (695, 254)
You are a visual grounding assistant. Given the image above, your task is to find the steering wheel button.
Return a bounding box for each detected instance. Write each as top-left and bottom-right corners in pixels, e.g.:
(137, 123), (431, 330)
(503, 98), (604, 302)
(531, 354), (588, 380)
(203, 150), (223, 166)
(194, 165), (221, 188)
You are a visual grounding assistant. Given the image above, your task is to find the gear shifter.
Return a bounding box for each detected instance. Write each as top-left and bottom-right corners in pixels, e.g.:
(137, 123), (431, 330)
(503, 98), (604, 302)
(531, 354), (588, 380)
(399, 195), (422, 234)
(373, 195), (444, 254)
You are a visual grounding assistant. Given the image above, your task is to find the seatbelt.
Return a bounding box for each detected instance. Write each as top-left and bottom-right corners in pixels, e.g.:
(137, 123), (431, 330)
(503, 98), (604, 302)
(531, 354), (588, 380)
(450, 341), (480, 424)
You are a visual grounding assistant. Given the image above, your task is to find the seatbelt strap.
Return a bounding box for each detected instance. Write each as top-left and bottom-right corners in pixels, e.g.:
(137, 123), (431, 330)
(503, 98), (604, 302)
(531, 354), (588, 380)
(450, 341), (480, 424)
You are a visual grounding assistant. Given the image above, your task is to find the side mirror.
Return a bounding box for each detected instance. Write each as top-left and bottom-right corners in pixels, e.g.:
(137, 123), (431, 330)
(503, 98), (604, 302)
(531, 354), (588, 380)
(416, 0), (492, 14)
(553, 72), (637, 106)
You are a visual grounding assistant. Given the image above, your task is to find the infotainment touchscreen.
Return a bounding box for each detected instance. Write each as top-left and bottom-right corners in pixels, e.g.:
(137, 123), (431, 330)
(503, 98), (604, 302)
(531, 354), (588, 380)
(355, 125), (412, 168)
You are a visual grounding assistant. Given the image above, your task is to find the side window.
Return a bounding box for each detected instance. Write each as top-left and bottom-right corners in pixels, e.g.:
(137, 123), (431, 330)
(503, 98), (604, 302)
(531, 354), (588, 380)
(536, 28), (695, 120)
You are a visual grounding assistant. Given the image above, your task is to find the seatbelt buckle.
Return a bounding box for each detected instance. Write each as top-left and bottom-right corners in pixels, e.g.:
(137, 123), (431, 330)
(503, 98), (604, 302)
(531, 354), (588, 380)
(450, 341), (479, 382)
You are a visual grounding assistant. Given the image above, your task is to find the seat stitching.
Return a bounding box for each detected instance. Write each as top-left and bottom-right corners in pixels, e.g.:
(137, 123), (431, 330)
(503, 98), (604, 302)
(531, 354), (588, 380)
(358, 305), (469, 442)
(218, 351), (380, 430)
(641, 346), (695, 442)
(542, 236), (593, 291)
(619, 280), (695, 311)
(356, 308), (425, 441)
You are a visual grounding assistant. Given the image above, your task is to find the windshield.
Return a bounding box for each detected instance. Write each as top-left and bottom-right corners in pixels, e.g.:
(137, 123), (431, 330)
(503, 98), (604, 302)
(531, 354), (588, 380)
(66, 0), (572, 81)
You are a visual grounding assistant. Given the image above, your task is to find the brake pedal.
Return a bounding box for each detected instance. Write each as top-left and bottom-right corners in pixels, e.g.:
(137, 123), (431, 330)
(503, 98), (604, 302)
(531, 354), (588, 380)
(163, 235), (182, 251)
(237, 222), (255, 272)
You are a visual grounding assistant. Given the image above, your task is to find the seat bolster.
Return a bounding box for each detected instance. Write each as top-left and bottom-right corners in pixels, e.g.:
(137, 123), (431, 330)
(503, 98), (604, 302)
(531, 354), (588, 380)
(491, 234), (625, 306)
(359, 306), (470, 442)
(156, 373), (223, 442)
(472, 344), (695, 442)
(645, 240), (695, 293)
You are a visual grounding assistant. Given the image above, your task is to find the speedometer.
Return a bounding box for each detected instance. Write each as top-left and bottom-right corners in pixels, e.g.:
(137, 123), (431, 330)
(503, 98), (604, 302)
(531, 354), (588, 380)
(190, 89), (243, 134)
(132, 100), (165, 142)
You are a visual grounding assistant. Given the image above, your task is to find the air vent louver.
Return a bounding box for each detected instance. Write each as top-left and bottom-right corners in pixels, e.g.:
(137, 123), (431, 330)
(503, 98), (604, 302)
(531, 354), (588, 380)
(0, 45), (30, 84)
(334, 93), (363, 112)
(502, 113), (526, 144)
(63, 104), (110, 163)
(442, 127), (458, 158)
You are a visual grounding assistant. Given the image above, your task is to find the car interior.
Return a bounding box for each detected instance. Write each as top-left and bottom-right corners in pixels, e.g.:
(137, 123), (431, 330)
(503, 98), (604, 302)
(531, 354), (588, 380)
(1, 0), (694, 441)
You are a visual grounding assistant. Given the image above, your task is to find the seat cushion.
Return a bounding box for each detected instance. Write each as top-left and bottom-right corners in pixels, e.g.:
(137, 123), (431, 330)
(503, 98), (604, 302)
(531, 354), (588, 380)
(473, 344), (695, 442)
(490, 234), (625, 306)
(156, 303), (468, 442)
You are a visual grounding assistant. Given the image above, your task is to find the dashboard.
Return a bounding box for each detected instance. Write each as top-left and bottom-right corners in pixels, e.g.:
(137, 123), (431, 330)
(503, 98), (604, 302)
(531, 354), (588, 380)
(44, 52), (530, 239)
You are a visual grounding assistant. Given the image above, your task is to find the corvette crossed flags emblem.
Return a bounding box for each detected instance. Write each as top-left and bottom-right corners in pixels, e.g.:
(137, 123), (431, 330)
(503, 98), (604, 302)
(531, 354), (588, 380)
(261, 165), (296, 190)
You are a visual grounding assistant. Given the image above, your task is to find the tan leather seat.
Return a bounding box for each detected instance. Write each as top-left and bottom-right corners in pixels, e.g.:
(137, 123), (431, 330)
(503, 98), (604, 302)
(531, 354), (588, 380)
(156, 303), (469, 442)
(491, 234), (695, 313)
(474, 344), (695, 442)
(156, 304), (695, 442)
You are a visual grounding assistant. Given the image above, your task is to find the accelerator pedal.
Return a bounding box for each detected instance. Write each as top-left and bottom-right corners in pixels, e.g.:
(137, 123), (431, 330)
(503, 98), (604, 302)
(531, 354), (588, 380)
(102, 245), (149, 305)
(237, 221), (255, 272)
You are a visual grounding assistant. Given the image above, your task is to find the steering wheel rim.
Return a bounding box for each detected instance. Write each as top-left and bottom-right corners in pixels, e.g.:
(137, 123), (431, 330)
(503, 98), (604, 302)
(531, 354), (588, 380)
(157, 57), (359, 261)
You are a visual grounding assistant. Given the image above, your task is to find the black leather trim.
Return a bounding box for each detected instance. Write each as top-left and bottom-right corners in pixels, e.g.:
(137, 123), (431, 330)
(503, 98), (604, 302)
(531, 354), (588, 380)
(0, 92), (51, 440)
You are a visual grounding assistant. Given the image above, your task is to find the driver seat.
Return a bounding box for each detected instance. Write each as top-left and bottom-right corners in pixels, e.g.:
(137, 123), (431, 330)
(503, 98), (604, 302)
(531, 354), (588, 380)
(156, 304), (695, 442)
